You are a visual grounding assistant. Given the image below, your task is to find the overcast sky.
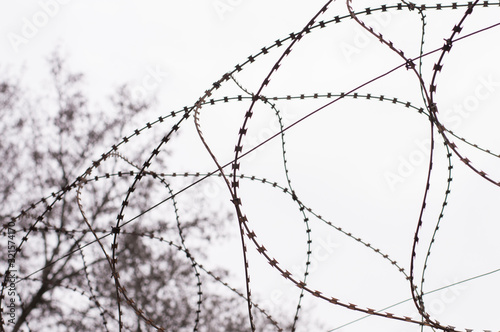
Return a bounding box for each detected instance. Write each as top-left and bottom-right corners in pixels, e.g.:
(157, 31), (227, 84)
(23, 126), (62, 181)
(2, 1), (500, 331)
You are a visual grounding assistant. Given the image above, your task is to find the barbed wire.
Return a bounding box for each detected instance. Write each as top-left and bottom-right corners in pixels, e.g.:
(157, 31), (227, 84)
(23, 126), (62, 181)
(2, 1), (500, 331)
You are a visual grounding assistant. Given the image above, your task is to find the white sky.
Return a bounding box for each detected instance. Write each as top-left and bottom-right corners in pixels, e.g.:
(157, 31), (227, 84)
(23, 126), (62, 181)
(1, 1), (500, 331)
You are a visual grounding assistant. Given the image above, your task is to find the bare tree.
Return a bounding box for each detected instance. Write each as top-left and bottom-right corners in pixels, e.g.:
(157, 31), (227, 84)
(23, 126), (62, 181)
(0, 51), (284, 332)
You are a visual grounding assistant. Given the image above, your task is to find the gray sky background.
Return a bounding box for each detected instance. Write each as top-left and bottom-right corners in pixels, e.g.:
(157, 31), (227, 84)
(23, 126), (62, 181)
(1, 1), (500, 331)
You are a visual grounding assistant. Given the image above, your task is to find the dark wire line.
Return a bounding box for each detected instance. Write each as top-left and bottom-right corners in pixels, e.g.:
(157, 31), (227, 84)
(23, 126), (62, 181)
(15, 19), (500, 285)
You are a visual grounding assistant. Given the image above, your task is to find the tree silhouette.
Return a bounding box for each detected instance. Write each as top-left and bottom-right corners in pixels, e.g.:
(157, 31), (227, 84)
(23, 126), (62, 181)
(0, 51), (284, 332)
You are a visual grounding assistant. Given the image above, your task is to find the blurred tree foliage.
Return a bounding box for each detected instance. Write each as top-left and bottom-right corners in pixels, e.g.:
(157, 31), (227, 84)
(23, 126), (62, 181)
(0, 51), (286, 332)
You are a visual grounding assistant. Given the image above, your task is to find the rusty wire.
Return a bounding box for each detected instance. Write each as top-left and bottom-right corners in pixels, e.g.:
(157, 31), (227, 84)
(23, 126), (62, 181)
(2, 1), (500, 331)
